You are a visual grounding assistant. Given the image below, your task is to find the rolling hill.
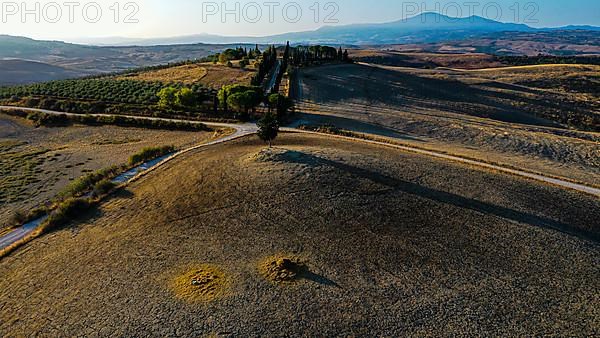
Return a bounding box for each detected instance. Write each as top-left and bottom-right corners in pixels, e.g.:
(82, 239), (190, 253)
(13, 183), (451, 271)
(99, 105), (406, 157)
(0, 35), (240, 84)
(1, 133), (598, 335)
(0, 60), (88, 86)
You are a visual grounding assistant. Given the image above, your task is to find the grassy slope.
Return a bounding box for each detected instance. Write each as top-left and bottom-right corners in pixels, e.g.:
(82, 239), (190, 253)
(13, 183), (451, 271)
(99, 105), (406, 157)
(293, 63), (600, 186)
(1, 133), (598, 336)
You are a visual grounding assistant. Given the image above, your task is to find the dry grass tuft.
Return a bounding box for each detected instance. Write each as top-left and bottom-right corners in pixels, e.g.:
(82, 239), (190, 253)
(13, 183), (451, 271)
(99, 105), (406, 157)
(171, 264), (229, 303)
(259, 255), (306, 284)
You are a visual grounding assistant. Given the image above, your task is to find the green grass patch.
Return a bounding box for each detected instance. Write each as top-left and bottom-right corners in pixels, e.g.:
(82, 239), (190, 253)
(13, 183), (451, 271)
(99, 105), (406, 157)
(3, 110), (212, 132)
(59, 165), (123, 199)
(42, 198), (96, 234)
(128, 146), (175, 166)
(0, 143), (50, 204)
(92, 179), (116, 197)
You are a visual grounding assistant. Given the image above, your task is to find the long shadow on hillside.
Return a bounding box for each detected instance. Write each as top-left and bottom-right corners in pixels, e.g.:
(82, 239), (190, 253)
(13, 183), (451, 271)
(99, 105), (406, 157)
(288, 112), (425, 142)
(303, 64), (569, 128)
(280, 150), (598, 243)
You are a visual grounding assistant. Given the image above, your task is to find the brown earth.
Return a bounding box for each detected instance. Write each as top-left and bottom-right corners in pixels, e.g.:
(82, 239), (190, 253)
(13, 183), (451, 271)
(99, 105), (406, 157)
(349, 50), (506, 69)
(291, 63), (600, 186)
(0, 113), (226, 229)
(1, 133), (598, 336)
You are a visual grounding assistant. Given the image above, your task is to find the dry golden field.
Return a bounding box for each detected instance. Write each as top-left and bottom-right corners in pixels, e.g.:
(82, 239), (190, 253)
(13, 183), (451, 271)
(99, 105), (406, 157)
(1, 133), (598, 336)
(118, 62), (256, 88)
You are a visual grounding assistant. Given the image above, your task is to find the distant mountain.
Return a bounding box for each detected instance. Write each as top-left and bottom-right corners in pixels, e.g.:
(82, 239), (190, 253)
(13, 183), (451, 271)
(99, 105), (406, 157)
(68, 13), (534, 46)
(551, 25), (600, 31)
(68, 13), (599, 46)
(272, 13), (535, 45)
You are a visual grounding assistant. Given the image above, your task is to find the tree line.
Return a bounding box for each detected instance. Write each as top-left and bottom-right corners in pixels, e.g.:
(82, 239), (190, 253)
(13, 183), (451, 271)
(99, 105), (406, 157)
(496, 55), (600, 66)
(290, 45), (351, 66)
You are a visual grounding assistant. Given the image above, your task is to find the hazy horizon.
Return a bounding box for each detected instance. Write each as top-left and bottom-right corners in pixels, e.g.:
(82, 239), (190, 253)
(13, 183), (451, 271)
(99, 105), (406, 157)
(1, 0), (599, 42)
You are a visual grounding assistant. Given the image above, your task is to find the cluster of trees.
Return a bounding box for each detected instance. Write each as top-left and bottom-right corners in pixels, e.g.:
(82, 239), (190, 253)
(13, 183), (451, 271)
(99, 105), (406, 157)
(251, 45), (278, 86)
(215, 84), (294, 121)
(212, 46), (263, 68)
(217, 47), (250, 63)
(157, 87), (207, 109)
(218, 84), (264, 119)
(270, 41), (292, 94)
(268, 93), (293, 118)
(497, 55), (600, 66)
(290, 45), (350, 66)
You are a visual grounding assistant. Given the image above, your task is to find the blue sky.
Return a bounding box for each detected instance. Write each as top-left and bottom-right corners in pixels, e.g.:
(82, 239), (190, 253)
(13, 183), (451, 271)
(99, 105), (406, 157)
(2, 0), (599, 40)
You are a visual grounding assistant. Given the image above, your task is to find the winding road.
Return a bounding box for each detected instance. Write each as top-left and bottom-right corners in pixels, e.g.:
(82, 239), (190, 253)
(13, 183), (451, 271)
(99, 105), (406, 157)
(1, 104), (599, 252)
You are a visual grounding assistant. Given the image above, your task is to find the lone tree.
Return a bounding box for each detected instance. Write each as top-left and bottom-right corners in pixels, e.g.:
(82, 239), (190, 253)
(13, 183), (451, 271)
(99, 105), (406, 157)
(257, 112), (279, 147)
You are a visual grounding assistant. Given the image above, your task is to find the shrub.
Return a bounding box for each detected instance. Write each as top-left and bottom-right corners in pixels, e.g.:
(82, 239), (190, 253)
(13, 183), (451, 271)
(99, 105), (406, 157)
(92, 179), (116, 197)
(44, 198), (94, 232)
(128, 146), (175, 166)
(7, 210), (27, 227)
(60, 166), (122, 198)
(26, 112), (71, 127)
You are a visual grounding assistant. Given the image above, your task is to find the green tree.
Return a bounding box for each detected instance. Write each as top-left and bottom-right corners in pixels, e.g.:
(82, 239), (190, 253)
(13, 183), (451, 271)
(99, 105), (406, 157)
(157, 87), (178, 109)
(218, 84), (264, 109)
(175, 87), (196, 107)
(268, 93), (293, 116)
(226, 89), (263, 118)
(257, 112), (279, 147)
(226, 92), (248, 114)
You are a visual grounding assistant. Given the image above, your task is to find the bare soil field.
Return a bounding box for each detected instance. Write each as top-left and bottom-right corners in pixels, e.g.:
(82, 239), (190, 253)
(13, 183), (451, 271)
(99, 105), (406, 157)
(291, 63), (600, 186)
(349, 50), (505, 69)
(1, 133), (598, 336)
(118, 63), (256, 88)
(0, 113), (224, 229)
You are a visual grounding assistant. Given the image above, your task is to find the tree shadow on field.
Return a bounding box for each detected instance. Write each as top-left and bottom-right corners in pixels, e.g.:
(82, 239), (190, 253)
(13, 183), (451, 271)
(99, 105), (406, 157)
(109, 189), (134, 200)
(288, 112), (425, 142)
(303, 63), (564, 128)
(299, 268), (340, 288)
(280, 150), (599, 243)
